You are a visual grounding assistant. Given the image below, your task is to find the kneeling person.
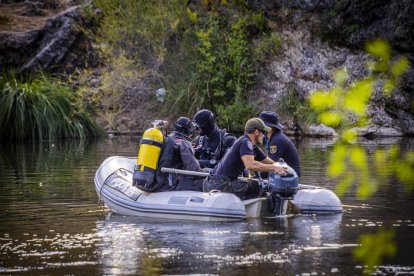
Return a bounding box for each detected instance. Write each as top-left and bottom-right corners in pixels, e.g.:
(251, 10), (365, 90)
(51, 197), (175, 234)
(203, 118), (287, 199)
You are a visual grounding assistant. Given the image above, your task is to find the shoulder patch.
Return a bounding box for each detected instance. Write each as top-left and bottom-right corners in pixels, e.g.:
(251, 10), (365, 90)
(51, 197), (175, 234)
(247, 140), (253, 151)
(269, 145), (277, 154)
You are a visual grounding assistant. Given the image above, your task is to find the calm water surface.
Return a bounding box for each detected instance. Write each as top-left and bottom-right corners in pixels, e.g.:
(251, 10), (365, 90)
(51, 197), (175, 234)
(0, 137), (413, 275)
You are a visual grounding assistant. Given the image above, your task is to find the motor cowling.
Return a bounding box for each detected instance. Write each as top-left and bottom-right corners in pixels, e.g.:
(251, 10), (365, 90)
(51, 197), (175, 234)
(133, 126), (164, 190)
(267, 163), (299, 199)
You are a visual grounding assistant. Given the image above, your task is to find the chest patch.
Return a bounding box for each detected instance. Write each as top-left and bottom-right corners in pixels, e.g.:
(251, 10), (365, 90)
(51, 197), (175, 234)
(270, 145), (277, 154)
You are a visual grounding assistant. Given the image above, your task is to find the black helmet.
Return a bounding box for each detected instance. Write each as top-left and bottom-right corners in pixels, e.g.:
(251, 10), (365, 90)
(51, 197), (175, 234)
(174, 117), (194, 137)
(193, 109), (215, 136)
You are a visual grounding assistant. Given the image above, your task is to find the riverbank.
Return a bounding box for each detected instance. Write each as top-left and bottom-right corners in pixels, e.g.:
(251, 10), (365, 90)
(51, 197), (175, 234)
(0, 1), (413, 138)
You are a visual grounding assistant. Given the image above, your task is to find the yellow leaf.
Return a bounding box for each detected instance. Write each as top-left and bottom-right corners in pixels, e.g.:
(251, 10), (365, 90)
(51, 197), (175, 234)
(319, 111), (342, 126)
(350, 146), (367, 167)
(335, 173), (354, 196)
(342, 129), (357, 143)
(344, 79), (373, 116)
(391, 57), (410, 77)
(365, 39), (391, 60)
(383, 79), (395, 95)
(354, 229), (396, 271)
(309, 90), (338, 111)
(328, 144), (347, 177)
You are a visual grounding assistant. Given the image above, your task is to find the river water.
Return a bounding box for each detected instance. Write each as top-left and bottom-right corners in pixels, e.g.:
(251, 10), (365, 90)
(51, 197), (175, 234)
(0, 137), (413, 275)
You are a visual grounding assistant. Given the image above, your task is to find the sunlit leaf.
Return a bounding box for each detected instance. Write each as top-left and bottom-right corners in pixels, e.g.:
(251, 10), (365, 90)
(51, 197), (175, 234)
(391, 57), (409, 77)
(342, 129), (357, 143)
(365, 39), (391, 61)
(319, 111), (342, 126)
(354, 229), (396, 271)
(309, 89), (339, 111)
(350, 146), (367, 167)
(344, 79), (373, 116)
(327, 144), (347, 177)
(389, 145), (400, 160)
(383, 79), (395, 95)
(335, 173), (354, 196)
(357, 174), (376, 199)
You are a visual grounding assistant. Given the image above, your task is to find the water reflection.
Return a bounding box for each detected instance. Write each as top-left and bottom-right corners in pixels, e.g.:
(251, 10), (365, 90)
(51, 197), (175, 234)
(0, 137), (413, 274)
(94, 213), (347, 274)
(292, 213), (343, 246)
(95, 214), (252, 274)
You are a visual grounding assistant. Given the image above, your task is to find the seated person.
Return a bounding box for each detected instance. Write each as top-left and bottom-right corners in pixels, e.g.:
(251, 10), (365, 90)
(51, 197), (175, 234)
(193, 109), (236, 169)
(259, 111), (301, 177)
(155, 117), (204, 192)
(203, 118), (288, 200)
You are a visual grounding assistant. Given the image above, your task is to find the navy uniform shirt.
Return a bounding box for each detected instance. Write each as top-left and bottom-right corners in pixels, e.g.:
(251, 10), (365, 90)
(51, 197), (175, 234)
(267, 130), (301, 177)
(213, 135), (266, 180)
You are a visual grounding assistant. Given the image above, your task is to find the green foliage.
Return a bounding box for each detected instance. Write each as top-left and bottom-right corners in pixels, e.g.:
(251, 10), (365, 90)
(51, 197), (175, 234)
(309, 69), (373, 131)
(354, 229), (397, 272)
(309, 40), (411, 197)
(0, 71), (104, 141)
(308, 39), (411, 269)
(253, 33), (282, 61)
(88, 0), (279, 132)
(164, 5), (274, 131)
(92, 0), (187, 64)
(216, 100), (256, 131)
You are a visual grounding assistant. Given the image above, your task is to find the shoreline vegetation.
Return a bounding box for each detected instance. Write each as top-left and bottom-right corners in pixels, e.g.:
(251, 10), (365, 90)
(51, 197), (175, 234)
(0, 1), (412, 141)
(0, 71), (105, 141)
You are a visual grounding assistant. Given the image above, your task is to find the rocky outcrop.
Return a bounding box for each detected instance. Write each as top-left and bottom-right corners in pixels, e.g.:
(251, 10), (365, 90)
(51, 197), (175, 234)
(1, 0), (412, 137)
(253, 0), (414, 137)
(0, 3), (96, 74)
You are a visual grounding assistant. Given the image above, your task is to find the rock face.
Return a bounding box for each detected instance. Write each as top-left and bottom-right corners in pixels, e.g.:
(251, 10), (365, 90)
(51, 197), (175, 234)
(0, 2), (95, 74)
(251, 0), (414, 137)
(1, 0), (413, 137)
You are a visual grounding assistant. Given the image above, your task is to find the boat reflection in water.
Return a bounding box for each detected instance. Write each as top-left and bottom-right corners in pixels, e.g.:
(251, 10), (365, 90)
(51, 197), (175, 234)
(95, 212), (346, 274)
(95, 213), (261, 274)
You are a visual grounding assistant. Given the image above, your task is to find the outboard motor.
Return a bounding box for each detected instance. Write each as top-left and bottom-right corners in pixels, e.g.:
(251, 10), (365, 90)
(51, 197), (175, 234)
(267, 161), (299, 216)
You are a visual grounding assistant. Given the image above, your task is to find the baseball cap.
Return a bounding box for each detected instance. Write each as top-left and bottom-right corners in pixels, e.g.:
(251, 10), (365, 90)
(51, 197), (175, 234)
(245, 118), (271, 134)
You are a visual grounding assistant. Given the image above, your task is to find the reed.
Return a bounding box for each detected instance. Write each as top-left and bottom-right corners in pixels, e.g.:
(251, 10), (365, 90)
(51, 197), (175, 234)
(0, 71), (105, 141)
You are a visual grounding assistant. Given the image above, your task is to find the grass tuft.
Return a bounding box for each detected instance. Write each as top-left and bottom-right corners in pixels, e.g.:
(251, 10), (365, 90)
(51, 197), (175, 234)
(0, 71), (105, 141)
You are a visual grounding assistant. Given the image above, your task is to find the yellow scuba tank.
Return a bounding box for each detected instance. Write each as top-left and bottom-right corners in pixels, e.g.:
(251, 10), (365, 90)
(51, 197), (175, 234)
(133, 121), (166, 191)
(136, 127), (164, 170)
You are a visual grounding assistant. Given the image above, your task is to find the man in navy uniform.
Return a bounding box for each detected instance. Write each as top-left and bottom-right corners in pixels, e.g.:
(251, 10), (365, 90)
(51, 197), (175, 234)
(193, 109), (236, 168)
(203, 118), (288, 199)
(259, 111), (301, 177)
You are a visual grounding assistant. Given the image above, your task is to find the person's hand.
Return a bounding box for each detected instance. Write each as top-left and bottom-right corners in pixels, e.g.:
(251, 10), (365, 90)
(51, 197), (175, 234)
(272, 164), (288, 176)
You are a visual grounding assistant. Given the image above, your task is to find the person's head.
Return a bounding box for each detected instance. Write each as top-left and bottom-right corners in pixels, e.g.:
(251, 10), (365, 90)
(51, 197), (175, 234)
(173, 117), (194, 138)
(259, 111), (284, 135)
(193, 109), (216, 136)
(244, 118), (271, 145)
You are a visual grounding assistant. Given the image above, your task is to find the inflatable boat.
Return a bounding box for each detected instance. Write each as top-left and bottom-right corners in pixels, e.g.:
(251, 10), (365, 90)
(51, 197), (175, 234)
(94, 156), (342, 221)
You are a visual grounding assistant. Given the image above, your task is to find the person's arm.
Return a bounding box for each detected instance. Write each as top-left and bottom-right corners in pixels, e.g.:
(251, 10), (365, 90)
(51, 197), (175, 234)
(241, 155), (287, 175)
(260, 156), (276, 164)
